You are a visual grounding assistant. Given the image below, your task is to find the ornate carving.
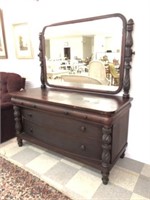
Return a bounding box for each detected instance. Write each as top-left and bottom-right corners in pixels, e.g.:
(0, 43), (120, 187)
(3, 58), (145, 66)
(101, 126), (112, 184)
(123, 19), (134, 98)
(38, 32), (46, 88)
(13, 106), (23, 146)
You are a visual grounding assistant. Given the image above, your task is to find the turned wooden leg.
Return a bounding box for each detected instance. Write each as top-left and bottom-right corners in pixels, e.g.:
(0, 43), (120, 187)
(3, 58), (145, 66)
(101, 171), (109, 185)
(17, 137), (23, 147)
(120, 150), (125, 159)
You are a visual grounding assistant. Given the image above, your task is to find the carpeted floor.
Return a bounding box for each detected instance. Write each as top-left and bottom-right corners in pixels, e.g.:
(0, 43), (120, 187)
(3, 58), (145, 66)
(0, 156), (71, 200)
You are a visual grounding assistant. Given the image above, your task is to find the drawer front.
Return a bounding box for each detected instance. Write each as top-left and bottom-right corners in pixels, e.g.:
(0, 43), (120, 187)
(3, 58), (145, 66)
(23, 120), (101, 159)
(22, 108), (102, 140)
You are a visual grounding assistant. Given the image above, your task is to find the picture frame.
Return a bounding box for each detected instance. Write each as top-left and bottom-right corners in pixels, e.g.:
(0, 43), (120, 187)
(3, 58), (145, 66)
(13, 23), (33, 59)
(0, 9), (8, 59)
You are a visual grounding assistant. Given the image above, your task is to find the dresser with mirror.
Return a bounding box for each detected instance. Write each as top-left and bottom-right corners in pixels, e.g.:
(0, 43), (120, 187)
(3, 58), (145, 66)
(11, 13), (134, 184)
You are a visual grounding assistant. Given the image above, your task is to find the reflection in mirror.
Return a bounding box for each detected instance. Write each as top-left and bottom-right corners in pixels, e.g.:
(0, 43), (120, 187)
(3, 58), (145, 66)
(41, 14), (127, 93)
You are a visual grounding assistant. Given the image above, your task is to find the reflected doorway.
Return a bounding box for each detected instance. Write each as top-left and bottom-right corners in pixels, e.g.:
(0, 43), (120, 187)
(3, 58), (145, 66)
(64, 47), (71, 59)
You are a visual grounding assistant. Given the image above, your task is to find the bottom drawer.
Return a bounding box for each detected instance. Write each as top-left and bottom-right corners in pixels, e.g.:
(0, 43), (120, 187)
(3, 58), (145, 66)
(23, 120), (102, 160)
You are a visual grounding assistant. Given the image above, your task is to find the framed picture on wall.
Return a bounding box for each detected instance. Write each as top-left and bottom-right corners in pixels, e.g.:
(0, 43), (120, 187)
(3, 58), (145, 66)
(13, 23), (33, 59)
(0, 9), (8, 59)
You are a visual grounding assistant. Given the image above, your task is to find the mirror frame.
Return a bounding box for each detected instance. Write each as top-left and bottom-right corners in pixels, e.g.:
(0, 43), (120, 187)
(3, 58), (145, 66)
(38, 13), (134, 98)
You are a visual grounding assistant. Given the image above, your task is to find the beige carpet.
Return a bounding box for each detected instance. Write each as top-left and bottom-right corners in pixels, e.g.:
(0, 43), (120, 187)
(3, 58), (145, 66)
(0, 156), (71, 200)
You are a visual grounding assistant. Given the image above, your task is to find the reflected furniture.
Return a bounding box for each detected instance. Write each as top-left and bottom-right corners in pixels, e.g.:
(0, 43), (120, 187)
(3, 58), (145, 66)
(61, 60), (109, 85)
(88, 60), (109, 85)
(109, 63), (120, 86)
(11, 13), (134, 184)
(61, 74), (102, 84)
(47, 69), (70, 79)
(0, 72), (25, 143)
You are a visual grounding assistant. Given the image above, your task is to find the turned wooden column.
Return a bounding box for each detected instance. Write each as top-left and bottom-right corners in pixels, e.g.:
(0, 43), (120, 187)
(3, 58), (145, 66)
(38, 32), (46, 89)
(101, 126), (112, 185)
(13, 105), (23, 147)
(123, 19), (134, 98)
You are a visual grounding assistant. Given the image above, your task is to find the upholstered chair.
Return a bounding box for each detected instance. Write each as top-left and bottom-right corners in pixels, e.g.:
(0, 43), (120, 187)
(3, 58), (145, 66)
(88, 60), (109, 85)
(0, 72), (26, 143)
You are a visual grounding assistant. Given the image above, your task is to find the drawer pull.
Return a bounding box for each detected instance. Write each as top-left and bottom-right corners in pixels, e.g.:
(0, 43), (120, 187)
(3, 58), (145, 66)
(80, 144), (86, 151)
(80, 126), (86, 132)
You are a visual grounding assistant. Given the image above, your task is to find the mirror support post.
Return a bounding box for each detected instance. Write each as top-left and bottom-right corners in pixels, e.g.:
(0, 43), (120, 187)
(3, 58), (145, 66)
(123, 19), (134, 98)
(38, 32), (46, 88)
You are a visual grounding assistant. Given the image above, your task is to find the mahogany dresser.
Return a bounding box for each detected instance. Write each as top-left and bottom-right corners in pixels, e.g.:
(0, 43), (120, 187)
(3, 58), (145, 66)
(11, 13), (134, 184)
(11, 88), (132, 184)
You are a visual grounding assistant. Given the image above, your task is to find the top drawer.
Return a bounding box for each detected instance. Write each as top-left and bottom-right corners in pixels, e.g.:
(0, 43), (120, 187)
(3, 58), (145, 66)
(22, 108), (102, 140)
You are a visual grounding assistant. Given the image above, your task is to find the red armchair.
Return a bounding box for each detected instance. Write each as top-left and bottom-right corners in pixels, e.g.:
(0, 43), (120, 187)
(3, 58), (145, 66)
(0, 72), (26, 143)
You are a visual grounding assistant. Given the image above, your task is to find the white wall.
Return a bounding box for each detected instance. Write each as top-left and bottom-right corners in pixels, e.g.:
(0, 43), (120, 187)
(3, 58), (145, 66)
(0, 0), (150, 164)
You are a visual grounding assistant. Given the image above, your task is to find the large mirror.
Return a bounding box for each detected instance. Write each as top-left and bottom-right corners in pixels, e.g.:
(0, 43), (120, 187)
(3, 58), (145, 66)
(39, 13), (134, 95)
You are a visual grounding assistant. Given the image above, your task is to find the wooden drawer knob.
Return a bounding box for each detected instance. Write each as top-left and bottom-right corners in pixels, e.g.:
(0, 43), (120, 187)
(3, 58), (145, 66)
(80, 144), (86, 151)
(80, 126), (86, 132)
(30, 128), (33, 133)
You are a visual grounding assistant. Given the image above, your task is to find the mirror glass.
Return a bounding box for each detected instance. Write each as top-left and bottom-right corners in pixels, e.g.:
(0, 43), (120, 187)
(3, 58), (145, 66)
(42, 14), (126, 94)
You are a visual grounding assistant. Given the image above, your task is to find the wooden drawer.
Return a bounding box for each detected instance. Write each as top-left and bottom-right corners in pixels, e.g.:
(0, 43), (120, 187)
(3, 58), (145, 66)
(22, 108), (102, 140)
(23, 120), (102, 159)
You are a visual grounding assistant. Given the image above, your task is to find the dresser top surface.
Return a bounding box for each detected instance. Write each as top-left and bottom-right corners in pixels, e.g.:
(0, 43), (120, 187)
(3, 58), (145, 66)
(11, 87), (132, 113)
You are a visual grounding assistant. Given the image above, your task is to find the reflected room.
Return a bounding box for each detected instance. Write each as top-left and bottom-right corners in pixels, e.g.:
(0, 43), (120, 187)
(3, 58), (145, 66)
(44, 16), (123, 92)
